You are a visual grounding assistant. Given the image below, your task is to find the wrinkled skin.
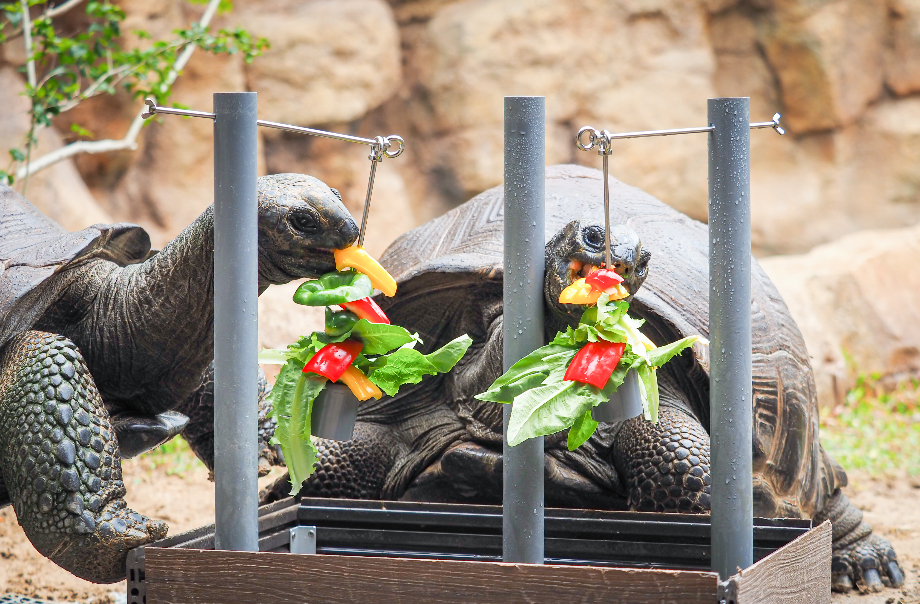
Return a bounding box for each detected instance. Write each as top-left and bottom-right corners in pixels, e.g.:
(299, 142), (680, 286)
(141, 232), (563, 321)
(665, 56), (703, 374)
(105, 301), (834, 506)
(0, 174), (357, 582)
(260, 201), (904, 594)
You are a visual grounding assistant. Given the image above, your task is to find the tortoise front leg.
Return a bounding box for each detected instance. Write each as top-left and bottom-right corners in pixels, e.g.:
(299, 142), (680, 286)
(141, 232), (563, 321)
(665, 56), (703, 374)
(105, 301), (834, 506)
(813, 489), (904, 593)
(0, 331), (166, 583)
(176, 362), (283, 476)
(612, 405), (711, 513)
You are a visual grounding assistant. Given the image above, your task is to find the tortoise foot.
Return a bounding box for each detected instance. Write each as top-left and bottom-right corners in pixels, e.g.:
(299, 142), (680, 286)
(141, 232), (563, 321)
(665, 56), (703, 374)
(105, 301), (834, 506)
(612, 406), (711, 513)
(0, 331), (168, 582)
(815, 489), (904, 593)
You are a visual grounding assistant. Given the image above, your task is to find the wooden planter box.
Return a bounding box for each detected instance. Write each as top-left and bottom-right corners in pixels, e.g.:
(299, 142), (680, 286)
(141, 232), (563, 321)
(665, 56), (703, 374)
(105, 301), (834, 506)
(127, 498), (831, 604)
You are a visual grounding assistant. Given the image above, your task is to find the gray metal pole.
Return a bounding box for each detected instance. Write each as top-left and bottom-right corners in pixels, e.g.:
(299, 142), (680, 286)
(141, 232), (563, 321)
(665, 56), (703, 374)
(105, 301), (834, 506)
(213, 92), (259, 552)
(708, 97), (753, 579)
(502, 96), (545, 564)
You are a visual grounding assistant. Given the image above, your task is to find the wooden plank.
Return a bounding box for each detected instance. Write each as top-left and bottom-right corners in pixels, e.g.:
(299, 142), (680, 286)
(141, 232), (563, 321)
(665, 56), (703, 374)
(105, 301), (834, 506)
(145, 548), (719, 604)
(730, 521), (831, 604)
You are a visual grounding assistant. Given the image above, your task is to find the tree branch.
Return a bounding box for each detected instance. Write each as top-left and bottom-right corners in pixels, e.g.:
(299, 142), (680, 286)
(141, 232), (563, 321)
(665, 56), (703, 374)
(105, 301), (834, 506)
(46, 0), (86, 19)
(20, 0), (36, 89)
(14, 0), (223, 182)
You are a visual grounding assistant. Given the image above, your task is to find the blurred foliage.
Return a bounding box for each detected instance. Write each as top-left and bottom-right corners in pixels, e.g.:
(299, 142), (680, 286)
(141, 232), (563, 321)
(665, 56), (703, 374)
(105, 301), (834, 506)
(136, 435), (203, 477)
(820, 372), (920, 477)
(0, 0), (269, 188)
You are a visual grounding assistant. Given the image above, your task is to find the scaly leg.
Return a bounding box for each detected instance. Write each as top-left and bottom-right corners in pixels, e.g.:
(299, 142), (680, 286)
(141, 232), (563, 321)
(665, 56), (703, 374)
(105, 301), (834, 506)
(0, 331), (166, 583)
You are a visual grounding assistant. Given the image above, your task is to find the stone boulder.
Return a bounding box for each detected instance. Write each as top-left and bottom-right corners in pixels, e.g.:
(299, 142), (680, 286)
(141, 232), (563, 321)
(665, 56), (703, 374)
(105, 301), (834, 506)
(886, 0), (920, 96)
(237, 0), (401, 127)
(758, 0), (887, 134)
(761, 222), (920, 407)
(407, 0), (716, 221)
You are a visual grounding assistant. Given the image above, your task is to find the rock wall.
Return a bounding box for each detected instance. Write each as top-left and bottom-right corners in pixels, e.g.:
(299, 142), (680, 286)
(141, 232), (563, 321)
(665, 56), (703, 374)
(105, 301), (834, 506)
(2, 0), (920, 404)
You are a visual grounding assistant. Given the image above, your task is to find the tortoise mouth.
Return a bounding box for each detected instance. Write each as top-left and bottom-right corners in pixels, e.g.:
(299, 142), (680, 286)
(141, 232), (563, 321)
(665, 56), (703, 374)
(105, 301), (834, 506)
(568, 260), (600, 284)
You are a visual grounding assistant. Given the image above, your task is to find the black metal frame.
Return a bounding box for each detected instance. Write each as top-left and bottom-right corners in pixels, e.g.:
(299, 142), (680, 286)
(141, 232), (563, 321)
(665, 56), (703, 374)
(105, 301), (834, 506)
(127, 497), (811, 604)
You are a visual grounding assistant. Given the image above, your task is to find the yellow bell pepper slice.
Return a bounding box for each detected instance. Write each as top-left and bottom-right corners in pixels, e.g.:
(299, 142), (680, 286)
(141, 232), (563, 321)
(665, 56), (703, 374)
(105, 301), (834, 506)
(559, 278), (601, 305)
(337, 365), (383, 401)
(558, 279), (630, 305)
(334, 246), (398, 297)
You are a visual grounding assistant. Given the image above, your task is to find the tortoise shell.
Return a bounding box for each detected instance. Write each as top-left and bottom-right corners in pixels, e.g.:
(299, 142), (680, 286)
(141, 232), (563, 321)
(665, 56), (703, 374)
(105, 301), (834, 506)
(0, 185), (151, 350)
(378, 163), (836, 518)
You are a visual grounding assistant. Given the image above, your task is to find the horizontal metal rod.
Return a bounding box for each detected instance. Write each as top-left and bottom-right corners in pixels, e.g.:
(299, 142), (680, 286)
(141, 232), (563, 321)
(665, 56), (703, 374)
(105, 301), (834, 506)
(577, 113), (783, 153)
(608, 125), (715, 139)
(142, 98), (405, 157)
(257, 119), (376, 146)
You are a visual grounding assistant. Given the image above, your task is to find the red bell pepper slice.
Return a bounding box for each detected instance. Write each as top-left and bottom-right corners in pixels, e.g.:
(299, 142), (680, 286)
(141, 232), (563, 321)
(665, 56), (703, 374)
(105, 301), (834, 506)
(563, 341), (626, 389)
(302, 340), (364, 382)
(584, 269), (624, 293)
(341, 297), (390, 324)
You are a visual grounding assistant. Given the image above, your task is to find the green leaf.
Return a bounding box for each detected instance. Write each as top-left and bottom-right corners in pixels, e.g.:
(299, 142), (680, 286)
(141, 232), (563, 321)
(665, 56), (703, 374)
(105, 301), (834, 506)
(367, 335), (473, 397)
(293, 270), (373, 306)
(475, 343), (578, 403)
(506, 380), (607, 447)
(256, 348), (289, 364)
(476, 372), (548, 404)
(637, 364), (659, 423)
(646, 336), (698, 368)
(424, 334), (474, 372)
(567, 409), (599, 451)
(267, 364), (326, 495)
(351, 319), (419, 355)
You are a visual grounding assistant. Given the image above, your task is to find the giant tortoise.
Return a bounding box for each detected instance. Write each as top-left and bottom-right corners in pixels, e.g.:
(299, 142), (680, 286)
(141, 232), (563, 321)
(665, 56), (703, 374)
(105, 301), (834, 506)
(0, 173), (357, 582)
(284, 164), (902, 593)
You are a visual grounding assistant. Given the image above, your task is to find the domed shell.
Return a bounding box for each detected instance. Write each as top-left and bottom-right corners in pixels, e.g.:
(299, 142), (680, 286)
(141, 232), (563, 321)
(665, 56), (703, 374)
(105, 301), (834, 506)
(0, 185), (151, 349)
(379, 163), (832, 517)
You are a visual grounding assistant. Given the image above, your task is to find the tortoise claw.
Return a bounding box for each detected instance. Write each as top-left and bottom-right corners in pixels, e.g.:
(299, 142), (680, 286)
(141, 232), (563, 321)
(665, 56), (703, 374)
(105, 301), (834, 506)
(831, 572), (854, 593)
(860, 568), (884, 593)
(887, 561), (905, 588)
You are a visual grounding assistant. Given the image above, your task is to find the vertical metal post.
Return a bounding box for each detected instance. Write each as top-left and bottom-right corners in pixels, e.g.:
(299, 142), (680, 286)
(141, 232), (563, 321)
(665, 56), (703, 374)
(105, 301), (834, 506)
(708, 97), (753, 579)
(213, 92), (259, 552)
(502, 96), (545, 564)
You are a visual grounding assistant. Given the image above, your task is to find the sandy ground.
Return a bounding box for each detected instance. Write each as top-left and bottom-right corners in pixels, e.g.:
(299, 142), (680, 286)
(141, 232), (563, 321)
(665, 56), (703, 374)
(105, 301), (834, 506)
(1, 463), (918, 603)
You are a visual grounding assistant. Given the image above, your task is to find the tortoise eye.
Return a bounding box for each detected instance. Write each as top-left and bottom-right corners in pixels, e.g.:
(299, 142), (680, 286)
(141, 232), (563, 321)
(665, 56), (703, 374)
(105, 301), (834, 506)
(583, 226), (605, 249)
(289, 212), (319, 234)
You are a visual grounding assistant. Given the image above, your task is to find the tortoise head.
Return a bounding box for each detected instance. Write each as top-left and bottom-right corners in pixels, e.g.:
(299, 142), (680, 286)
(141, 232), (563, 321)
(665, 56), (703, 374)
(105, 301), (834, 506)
(543, 219), (651, 324)
(256, 173), (359, 286)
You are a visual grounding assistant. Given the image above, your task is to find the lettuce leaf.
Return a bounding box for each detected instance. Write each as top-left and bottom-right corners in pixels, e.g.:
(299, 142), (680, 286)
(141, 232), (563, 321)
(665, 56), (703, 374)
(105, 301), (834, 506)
(506, 380), (608, 447)
(366, 334), (473, 396)
(646, 336), (699, 368)
(267, 361), (327, 495)
(293, 270), (373, 306)
(475, 343), (578, 403)
(351, 319), (420, 355)
(567, 409), (599, 451)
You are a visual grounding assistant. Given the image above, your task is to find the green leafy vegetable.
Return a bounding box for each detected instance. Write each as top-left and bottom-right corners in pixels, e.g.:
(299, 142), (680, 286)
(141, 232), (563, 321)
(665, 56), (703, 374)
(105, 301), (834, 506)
(261, 287), (473, 494)
(267, 362), (327, 495)
(647, 336), (700, 368)
(366, 335), (473, 396)
(293, 270), (373, 306)
(351, 319), (420, 355)
(506, 380), (607, 447)
(476, 344), (577, 403)
(476, 301), (701, 450)
(567, 409), (599, 451)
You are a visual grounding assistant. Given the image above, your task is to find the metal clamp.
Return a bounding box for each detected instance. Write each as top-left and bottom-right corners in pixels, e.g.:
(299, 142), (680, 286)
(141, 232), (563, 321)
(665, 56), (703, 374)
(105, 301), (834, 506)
(289, 525), (317, 555)
(142, 97), (405, 247)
